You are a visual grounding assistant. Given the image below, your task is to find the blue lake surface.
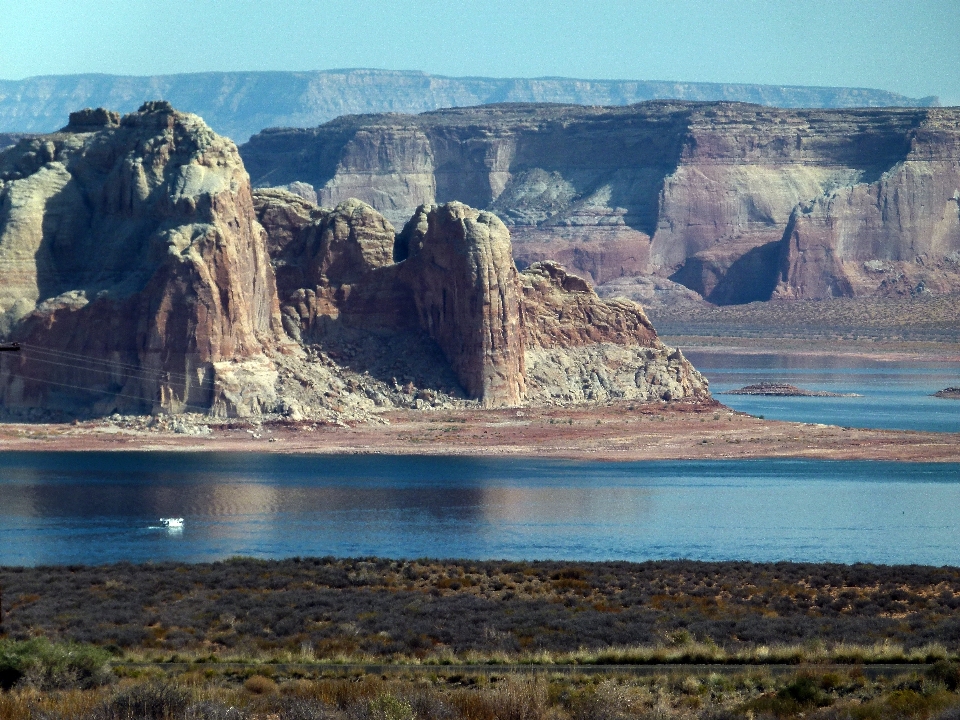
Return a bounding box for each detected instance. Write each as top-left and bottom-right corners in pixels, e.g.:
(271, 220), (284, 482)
(684, 350), (960, 432)
(1, 452), (959, 567)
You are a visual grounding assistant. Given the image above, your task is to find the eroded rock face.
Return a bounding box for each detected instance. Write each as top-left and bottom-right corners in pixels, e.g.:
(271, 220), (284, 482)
(774, 111), (960, 299)
(519, 262), (708, 404)
(255, 191), (708, 408)
(242, 102), (960, 303)
(400, 203), (526, 407)
(0, 100), (710, 418)
(0, 102), (281, 415)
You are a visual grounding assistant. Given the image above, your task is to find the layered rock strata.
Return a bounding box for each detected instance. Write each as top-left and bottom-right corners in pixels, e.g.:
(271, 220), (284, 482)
(0, 103), (281, 415)
(254, 191), (708, 408)
(242, 102), (960, 303)
(0, 101), (707, 417)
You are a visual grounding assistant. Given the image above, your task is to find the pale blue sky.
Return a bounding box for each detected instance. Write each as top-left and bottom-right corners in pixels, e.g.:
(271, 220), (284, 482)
(1, 0), (957, 104)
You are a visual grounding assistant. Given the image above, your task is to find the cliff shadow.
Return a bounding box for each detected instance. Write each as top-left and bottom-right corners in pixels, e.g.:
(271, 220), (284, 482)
(706, 241), (783, 305)
(300, 319), (469, 400)
(504, 114), (691, 239)
(670, 241), (782, 306)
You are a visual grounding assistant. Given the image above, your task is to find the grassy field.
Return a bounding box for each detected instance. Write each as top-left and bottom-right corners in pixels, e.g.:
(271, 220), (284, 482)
(3, 558), (960, 662)
(4, 558), (960, 718)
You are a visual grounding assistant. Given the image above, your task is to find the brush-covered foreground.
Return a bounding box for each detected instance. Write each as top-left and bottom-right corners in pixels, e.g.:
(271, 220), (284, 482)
(2, 559), (960, 662)
(5, 559), (960, 718)
(4, 657), (960, 720)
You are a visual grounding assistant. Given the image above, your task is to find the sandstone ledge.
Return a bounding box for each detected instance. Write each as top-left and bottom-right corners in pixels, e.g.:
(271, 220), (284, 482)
(934, 387), (960, 399)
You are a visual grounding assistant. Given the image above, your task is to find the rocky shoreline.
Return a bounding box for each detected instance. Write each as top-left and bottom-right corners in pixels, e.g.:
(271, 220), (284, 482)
(935, 387), (960, 399)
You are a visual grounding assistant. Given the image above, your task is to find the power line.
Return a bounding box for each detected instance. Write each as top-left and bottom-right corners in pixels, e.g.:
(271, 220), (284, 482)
(17, 353), (214, 388)
(18, 344), (209, 384)
(0, 371), (217, 414)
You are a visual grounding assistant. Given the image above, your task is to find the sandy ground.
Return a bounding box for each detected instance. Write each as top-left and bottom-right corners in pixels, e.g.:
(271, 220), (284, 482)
(1, 400), (958, 462)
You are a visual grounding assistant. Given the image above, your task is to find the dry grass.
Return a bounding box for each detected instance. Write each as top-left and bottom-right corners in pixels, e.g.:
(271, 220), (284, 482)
(3, 666), (960, 720)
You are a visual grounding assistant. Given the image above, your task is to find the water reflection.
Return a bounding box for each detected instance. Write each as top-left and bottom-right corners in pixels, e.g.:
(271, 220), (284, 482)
(1, 453), (959, 567)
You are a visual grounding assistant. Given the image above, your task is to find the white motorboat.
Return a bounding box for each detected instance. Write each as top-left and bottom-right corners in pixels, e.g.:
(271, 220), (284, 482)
(159, 517), (184, 529)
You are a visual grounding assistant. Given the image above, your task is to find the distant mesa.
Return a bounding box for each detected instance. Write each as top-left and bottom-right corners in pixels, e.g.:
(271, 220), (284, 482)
(0, 69), (940, 142)
(723, 383), (862, 397)
(933, 387), (960, 399)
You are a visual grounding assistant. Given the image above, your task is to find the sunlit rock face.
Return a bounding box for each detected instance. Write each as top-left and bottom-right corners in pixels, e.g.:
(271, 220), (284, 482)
(0, 101), (709, 418)
(0, 102), (282, 416)
(256, 191), (708, 408)
(242, 102), (960, 303)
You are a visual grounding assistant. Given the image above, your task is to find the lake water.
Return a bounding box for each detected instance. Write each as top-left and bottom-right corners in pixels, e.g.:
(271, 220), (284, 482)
(1, 452), (958, 567)
(683, 350), (960, 433)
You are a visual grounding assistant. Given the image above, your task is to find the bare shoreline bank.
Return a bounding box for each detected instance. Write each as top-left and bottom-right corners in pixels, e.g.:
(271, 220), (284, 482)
(1, 400), (958, 462)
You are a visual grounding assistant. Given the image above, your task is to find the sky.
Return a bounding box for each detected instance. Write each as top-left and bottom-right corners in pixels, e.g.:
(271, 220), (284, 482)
(1, 0), (958, 105)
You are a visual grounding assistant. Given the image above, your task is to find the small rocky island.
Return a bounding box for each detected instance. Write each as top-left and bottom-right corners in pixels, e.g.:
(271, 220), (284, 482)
(934, 387), (960, 399)
(723, 382), (861, 397)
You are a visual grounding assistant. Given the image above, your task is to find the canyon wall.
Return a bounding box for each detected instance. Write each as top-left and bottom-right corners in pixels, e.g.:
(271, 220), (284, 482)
(242, 102), (960, 302)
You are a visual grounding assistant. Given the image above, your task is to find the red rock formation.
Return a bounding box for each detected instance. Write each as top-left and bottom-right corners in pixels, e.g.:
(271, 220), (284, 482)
(255, 191), (707, 408)
(398, 203), (526, 407)
(0, 102), (281, 416)
(519, 261), (657, 349)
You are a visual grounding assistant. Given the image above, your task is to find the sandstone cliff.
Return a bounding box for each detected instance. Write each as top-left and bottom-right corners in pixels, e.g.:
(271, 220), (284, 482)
(773, 110), (960, 299)
(0, 70), (937, 143)
(254, 192), (708, 408)
(0, 102), (708, 419)
(0, 103), (282, 416)
(242, 102), (960, 303)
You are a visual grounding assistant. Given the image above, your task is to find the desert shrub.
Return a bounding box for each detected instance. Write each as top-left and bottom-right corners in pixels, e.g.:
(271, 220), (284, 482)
(244, 674), (279, 695)
(184, 701), (249, 720)
(6, 559), (960, 656)
(851, 689), (955, 720)
(89, 682), (191, 720)
(272, 697), (339, 720)
(366, 694), (415, 720)
(929, 661), (960, 691)
(934, 705), (960, 720)
(0, 638), (112, 690)
(742, 674), (833, 718)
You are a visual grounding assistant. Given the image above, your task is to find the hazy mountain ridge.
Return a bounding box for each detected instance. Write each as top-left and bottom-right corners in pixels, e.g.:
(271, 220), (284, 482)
(0, 69), (940, 142)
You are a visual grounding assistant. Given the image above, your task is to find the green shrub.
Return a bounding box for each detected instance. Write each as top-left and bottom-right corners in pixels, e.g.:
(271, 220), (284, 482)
(929, 661), (960, 691)
(0, 637), (112, 690)
(368, 694), (415, 720)
(743, 674), (832, 718)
